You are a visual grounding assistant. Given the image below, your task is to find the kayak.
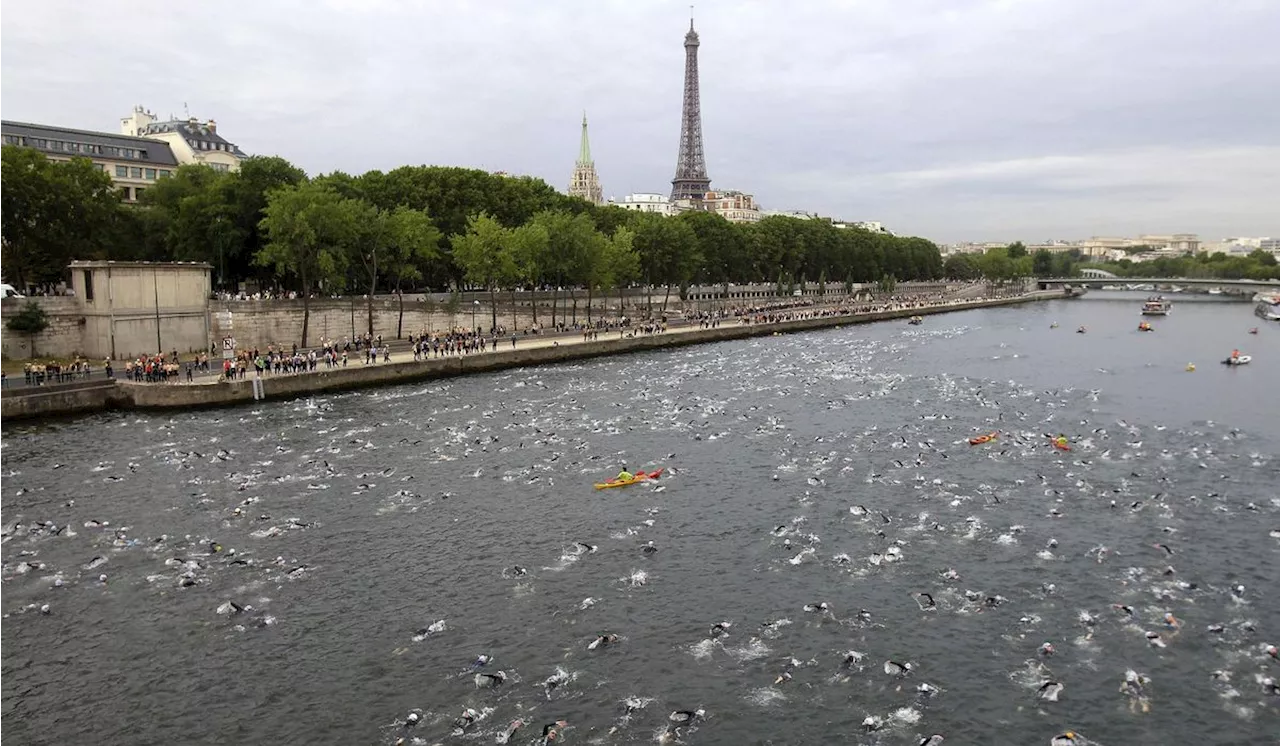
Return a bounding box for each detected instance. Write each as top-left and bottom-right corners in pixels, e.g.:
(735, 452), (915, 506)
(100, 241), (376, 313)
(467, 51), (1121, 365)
(969, 432), (999, 446)
(594, 468), (665, 490)
(1053, 442), (1072, 451)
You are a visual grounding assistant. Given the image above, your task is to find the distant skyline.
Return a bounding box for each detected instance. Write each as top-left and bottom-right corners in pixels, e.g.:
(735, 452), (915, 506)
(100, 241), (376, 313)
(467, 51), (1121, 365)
(2, 0), (1278, 243)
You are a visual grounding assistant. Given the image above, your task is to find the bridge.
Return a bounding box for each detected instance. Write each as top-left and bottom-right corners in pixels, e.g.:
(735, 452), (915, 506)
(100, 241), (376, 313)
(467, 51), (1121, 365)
(1037, 276), (1280, 294)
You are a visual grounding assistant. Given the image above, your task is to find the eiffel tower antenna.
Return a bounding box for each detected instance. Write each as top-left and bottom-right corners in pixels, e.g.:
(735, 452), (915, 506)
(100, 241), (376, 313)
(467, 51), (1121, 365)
(671, 14), (711, 202)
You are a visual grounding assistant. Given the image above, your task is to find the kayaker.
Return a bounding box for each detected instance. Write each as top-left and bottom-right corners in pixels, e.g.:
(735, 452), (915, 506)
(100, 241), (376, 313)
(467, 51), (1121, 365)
(616, 467), (634, 482)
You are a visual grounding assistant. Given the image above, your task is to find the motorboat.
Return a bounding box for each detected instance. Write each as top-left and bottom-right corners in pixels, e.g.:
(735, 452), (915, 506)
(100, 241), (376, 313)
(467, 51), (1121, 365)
(1222, 355), (1252, 366)
(1207, 287), (1223, 295)
(908, 316), (923, 326)
(1141, 296), (1172, 316)
(1255, 296), (1280, 321)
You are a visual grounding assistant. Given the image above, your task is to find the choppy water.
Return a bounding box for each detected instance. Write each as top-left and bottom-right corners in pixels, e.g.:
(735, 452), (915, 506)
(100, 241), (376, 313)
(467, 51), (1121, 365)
(3, 296), (1278, 745)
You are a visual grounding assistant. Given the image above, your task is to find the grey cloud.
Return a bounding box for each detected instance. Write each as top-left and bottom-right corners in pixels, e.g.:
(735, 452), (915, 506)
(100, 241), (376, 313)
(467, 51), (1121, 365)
(2, 0), (1276, 241)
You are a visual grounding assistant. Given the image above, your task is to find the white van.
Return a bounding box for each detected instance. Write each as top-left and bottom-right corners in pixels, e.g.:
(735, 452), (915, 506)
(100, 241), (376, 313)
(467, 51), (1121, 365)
(0, 283), (24, 300)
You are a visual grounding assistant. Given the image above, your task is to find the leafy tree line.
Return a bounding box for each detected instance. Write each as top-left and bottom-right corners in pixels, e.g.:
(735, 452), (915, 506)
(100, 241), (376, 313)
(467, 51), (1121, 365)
(941, 243), (1081, 282)
(3, 146), (951, 345)
(1083, 250), (1279, 280)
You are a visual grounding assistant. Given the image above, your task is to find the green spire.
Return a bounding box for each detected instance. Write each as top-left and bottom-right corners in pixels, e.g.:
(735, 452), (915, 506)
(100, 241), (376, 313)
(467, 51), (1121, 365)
(578, 111), (593, 165)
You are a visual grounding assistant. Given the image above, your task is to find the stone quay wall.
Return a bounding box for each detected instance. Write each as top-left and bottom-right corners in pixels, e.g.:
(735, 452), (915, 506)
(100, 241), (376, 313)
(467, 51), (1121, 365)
(0, 297), (86, 360)
(1, 291), (1061, 422)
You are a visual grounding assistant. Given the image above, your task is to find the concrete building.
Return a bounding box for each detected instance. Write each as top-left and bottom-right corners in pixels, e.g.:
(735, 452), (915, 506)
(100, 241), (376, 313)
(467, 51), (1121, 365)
(69, 261), (212, 360)
(611, 193), (675, 215)
(120, 106), (246, 172)
(1, 120), (179, 203)
(702, 190), (762, 223)
(1137, 234), (1200, 253)
(566, 113), (604, 205)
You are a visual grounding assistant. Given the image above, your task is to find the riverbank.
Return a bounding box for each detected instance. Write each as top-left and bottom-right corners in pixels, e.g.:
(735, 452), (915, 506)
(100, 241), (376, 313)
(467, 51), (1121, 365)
(0, 291), (1063, 421)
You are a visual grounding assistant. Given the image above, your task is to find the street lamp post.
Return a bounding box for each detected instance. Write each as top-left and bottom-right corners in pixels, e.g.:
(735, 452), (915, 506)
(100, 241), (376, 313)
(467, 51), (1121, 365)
(472, 299), (479, 333)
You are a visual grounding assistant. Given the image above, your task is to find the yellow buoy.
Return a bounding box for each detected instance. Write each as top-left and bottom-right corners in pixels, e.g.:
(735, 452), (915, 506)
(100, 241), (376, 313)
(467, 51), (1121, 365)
(1185, 363), (1195, 372)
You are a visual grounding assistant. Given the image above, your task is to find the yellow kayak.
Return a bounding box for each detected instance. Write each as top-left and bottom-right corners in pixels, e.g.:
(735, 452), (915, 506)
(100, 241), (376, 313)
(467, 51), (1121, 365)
(593, 468), (663, 490)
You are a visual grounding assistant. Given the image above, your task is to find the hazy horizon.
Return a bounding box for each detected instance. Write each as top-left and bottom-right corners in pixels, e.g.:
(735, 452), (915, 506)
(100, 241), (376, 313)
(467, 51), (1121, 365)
(3, 0), (1278, 244)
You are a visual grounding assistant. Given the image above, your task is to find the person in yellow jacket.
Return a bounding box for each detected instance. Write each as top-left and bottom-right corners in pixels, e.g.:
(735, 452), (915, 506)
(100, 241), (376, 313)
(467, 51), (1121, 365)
(616, 467), (634, 483)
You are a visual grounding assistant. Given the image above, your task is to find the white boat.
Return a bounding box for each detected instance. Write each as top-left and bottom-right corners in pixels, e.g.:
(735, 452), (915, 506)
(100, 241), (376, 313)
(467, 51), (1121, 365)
(1207, 287), (1223, 295)
(1222, 355), (1252, 366)
(1141, 296), (1172, 316)
(1256, 297), (1280, 321)
(1169, 285), (1185, 293)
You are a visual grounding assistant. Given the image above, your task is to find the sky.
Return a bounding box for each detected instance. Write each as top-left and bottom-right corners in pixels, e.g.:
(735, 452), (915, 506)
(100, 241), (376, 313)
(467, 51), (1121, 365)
(3, 0), (1278, 244)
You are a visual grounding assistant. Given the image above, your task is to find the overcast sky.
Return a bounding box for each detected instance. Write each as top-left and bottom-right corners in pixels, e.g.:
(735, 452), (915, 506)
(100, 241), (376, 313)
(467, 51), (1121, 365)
(3, 0), (1278, 243)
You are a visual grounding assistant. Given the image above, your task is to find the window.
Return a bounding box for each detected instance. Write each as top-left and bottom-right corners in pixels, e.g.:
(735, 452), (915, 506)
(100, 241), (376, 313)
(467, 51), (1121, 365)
(83, 270), (94, 302)
(116, 165), (127, 177)
(159, 170), (172, 178)
(120, 186), (132, 200)
(134, 187), (145, 199)
(144, 168), (156, 179)
(130, 167), (142, 178)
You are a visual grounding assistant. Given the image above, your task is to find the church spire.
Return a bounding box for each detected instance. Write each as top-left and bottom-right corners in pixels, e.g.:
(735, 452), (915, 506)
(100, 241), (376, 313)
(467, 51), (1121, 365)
(568, 111), (603, 205)
(578, 111), (593, 165)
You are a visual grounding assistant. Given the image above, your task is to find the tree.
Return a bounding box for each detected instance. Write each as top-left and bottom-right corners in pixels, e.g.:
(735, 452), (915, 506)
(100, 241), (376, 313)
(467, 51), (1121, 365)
(605, 226), (640, 319)
(943, 254), (979, 280)
(1, 146), (124, 289)
(384, 207), (441, 337)
(1006, 241), (1028, 259)
(1032, 249), (1055, 277)
(346, 199), (390, 336)
(256, 182), (356, 347)
(508, 221), (550, 328)
(451, 212), (513, 333)
(5, 300), (49, 359)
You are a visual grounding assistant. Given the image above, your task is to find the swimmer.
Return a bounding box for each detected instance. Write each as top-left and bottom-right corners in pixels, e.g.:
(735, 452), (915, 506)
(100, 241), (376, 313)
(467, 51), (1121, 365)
(1154, 543), (1174, 556)
(884, 660), (913, 677)
(588, 633), (619, 650)
(709, 621), (732, 638)
(511, 565), (527, 576)
(543, 670), (569, 697)
(862, 715), (884, 732)
(452, 707), (480, 732)
(496, 719), (525, 744)
(669, 709), (705, 724)
(1163, 613), (1181, 631)
(541, 720), (569, 743)
(803, 602), (829, 613)
(1120, 669), (1152, 713)
(773, 671), (792, 685)
(915, 592), (937, 611)
(575, 542), (598, 554)
(1050, 733), (1078, 746)
(918, 736), (945, 746)
(1037, 681), (1064, 702)
(1145, 631), (1166, 648)
(1114, 604), (1134, 617)
(475, 671), (508, 688)
(1039, 642), (1055, 657)
(641, 541), (658, 555)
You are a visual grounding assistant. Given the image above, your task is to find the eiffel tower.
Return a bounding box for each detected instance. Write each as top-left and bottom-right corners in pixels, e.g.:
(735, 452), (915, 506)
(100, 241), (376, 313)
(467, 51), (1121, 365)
(670, 17), (711, 202)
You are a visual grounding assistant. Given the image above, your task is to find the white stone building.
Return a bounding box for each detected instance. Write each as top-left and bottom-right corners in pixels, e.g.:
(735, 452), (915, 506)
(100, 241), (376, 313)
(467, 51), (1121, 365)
(611, 193), (675, 215)
(120, 106), (247, 172)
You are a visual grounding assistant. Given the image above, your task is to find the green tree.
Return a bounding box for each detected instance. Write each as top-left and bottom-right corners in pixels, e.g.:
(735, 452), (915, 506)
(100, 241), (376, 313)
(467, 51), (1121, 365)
(605, 226), (640, 319)
(384, 207), (442, 337)
(1006, 241), (1028, 259)
(1, 146), (124, 289)
(943, 254), (980, 280)
(1031, 249), (1055, 277)
(5, 300), (50, 359)
(255, 182), (356, 347)
(508, 221), (551, 328)
(451, 212), (514, 332)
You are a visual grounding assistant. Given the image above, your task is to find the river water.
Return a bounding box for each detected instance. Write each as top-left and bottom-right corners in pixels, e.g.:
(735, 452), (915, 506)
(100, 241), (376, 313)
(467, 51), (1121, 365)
(3, 294), (1277, 746)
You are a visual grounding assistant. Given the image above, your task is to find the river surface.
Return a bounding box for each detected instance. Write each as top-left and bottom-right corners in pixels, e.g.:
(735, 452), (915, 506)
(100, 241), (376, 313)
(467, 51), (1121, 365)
(3, 294), (1277, 746)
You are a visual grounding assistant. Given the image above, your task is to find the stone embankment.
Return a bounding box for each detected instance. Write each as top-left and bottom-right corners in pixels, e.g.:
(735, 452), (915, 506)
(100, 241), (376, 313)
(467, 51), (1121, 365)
(1, 291), (1061, 422)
